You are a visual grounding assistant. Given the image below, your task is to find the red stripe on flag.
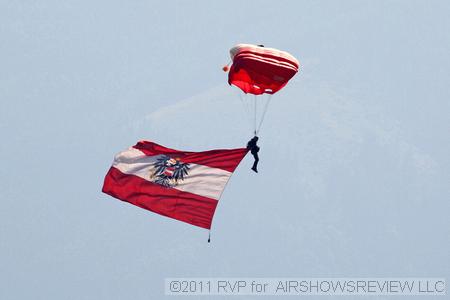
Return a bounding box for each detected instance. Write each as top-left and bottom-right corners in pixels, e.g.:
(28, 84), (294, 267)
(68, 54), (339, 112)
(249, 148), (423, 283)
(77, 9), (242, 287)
(102, 167), (218, 229)
(133, 141), (248, 172)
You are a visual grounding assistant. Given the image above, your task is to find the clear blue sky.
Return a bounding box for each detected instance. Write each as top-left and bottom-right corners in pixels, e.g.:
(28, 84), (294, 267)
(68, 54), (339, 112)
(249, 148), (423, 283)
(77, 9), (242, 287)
(1, 1), (449, 299)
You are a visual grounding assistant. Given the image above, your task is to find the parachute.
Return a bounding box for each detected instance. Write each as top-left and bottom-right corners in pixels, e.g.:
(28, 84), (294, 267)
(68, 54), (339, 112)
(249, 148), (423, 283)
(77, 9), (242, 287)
(224, 44), (299, 135)
(227, 44), (299, 95)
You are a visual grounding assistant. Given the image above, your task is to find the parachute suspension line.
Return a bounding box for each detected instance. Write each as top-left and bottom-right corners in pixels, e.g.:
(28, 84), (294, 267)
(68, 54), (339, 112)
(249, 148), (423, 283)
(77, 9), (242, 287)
(238, 92), (252, 133)
(253, 94), (257, 136)
(256, 94), (273, 136)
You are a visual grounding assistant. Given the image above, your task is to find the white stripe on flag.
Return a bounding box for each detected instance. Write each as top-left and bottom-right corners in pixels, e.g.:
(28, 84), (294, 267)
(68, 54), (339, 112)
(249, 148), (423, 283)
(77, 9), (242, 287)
(112, 147), (232, 200)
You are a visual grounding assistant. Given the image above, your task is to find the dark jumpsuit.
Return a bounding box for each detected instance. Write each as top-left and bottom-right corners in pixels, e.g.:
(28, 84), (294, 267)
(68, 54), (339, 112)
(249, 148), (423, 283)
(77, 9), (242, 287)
(247, 137), (260, 172)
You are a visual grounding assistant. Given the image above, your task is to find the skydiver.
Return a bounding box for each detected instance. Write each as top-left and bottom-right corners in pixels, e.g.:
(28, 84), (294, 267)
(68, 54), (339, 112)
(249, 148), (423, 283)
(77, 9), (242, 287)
(247, 136), (260, 173)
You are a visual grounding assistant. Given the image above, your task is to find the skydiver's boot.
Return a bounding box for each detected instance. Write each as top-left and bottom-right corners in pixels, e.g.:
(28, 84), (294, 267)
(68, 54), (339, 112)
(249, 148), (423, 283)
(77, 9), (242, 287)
(251, 162), (258, 173)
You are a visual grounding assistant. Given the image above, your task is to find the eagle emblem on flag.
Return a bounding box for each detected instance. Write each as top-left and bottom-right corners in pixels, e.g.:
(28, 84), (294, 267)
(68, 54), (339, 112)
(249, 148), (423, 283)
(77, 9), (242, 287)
(149, 155), (190, 188)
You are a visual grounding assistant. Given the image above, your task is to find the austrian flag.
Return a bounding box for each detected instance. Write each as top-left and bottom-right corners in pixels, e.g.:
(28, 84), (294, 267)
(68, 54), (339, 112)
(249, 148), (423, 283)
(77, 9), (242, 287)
(102, 141), (248, 229)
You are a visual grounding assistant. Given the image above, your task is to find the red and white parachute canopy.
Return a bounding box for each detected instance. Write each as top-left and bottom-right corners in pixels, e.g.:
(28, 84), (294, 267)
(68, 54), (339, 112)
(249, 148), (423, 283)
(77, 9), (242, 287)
(227, 44), (299, 95)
